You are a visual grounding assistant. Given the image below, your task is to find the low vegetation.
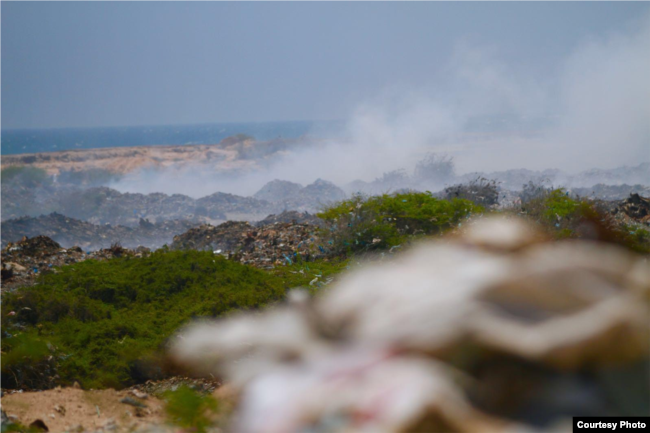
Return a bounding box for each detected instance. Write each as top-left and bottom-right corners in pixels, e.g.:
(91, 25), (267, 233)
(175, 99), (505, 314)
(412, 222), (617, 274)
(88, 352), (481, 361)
(1, 250), (310, 389)
(164, 385), (220, 433)
(317, 192), (483, 254)
(519, 188), (650, 253)
(2, 190), (648, 396)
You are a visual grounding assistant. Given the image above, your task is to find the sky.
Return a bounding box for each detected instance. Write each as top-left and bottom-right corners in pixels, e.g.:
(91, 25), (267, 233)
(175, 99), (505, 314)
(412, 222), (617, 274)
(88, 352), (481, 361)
(2, 1), (649, 130)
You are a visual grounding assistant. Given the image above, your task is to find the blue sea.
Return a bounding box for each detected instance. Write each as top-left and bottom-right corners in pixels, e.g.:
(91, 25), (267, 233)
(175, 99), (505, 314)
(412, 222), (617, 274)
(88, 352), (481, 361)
(0, 120), (344, 155)
(0, 115), (554, 156)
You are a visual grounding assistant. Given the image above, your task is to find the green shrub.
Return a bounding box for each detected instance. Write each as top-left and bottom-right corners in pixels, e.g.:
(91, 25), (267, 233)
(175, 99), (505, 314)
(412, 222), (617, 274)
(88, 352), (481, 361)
(318, 192), (482, 254)
(617, 224), (650, 255)
(270, 257), (350, 295)
(542, 189), (580, 220)
(520, 188), (650, 254)
(1, 250), (293, 389)
(521, 188), (582, 229)
(164, 385), (219, 432)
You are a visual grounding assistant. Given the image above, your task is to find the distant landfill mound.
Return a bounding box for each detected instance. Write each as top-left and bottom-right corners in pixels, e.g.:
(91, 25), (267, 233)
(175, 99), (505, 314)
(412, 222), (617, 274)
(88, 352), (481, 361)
(343, 160), (650, 197)
(2, 177), (346, 225)
(0, 213), (196, 250)
(2, 147), (648, 252)
(0, 174), (344, 249)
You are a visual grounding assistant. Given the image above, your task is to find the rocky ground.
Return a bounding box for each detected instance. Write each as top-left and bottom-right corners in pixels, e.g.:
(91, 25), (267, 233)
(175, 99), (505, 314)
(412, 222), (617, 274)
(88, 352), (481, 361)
(1, 387), (166, 432)
(0, 376), (230, 433)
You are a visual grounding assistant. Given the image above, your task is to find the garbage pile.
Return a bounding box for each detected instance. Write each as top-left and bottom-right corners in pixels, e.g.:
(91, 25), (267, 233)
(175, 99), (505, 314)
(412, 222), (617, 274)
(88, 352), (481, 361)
(0, 184), (215, 226)
(80, 188), (204, 225)
(342, 162), (650, 201)
(1, 213), (196, 251)
(567, 162), (650, 188)
(171, 220), (326, 268)
(172, 217), (650, 432)
(3, 177), (346, 227)
(1, 235), (148, 290)
(256, 210), (326, 227)
(195, 192), (277, 219)
(570, 184), (650, 201)
(614, 193), (650, 224)
(253, 179), (347, 212)
(253, 180), (304, 203)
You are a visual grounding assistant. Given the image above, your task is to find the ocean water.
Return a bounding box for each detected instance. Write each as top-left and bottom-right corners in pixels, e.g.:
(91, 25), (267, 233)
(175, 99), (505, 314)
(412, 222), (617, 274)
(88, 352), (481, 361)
(0, 120), (344, 155)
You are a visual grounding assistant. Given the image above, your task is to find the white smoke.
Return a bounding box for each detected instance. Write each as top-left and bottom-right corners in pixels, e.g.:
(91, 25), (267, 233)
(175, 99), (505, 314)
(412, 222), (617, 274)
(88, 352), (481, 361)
(550, 14), (650, 169)
(111, 13), (650, 198)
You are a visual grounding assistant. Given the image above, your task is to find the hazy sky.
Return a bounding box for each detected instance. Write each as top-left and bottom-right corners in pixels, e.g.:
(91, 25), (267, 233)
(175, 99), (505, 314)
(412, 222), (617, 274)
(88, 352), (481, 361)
(2, 1), (649, 129)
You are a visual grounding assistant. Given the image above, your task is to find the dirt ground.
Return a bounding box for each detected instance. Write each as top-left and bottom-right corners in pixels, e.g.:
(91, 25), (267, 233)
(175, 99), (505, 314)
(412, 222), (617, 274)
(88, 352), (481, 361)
(1, 387), (165, 432)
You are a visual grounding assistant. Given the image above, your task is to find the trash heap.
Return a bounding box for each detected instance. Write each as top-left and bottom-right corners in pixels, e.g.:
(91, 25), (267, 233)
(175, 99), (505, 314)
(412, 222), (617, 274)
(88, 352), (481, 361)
(256, 210), (326, 227)
(1, 235), (148, 290)
(171, 220), (326, 268)
(614, 193), (650, 224)
(172, 217), (650, 432)
(253, 180), (304, 203)
(570, 184), (650, 201)
(3, 177), (346, 226)
(1, 184), (213, 225)
(1, 212), (196, 250)
(195, 192), (277, 219)
(97, 188), (202, 224)
(253, 179), (347, 212)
